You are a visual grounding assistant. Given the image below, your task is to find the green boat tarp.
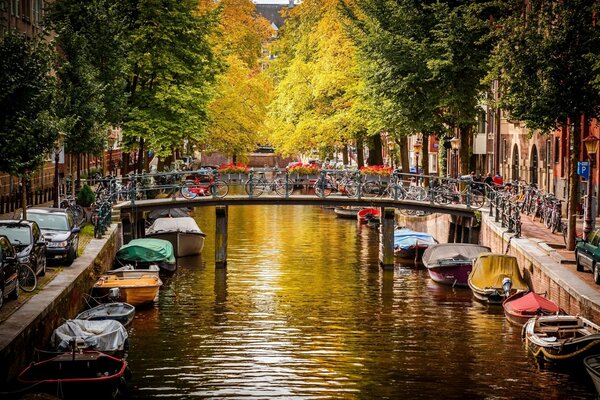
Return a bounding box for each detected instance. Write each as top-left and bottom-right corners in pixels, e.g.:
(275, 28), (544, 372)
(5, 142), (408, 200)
(116, 238), (176, 264)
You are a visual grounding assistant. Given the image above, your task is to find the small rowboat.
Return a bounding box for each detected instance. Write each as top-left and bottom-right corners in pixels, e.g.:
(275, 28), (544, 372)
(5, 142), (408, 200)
(422, 243), (490, 287)
(93, 274), (162, 307)
(523, 315), (600, 364)
(584, 354), (600, 395)
(333, 206), (361, 219)
(502, 291), (562, 326)
(18, 351), (129, 400)
(51, 319), (128, 357)
(357, 208), (380, 224)
(76, 302), (136, 328)
(468, 253), (529, 304)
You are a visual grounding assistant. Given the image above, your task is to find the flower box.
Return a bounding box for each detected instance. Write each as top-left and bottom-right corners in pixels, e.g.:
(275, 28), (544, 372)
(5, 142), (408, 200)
(224, 173), (248, 183)
(290, 174), (319, 183)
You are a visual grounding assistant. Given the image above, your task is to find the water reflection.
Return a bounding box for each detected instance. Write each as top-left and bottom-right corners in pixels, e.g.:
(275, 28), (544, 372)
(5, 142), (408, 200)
(126, 205), (595, 399)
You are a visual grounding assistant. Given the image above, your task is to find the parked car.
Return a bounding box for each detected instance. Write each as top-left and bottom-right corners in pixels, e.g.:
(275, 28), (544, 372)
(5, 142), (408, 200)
(0, 220), (46, 276)
(0, 234), (20, 308)
(576, 227), (600, 283)
(24, 208), (80, 266)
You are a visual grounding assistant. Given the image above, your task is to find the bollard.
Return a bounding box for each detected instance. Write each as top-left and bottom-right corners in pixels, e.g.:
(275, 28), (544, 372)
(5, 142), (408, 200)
(379, 208), (395, 270)
(215, 205), (228, 268)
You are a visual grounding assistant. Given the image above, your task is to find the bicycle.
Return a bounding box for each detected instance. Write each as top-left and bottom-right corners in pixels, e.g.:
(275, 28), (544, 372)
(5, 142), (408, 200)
(59, 196), (86, 227)
(245, 172), (288, 197)
(382, 175), (427, 201)
(18, 263), (37, 292)
(180, 170), (228, 199)
(431, 177), (485, 209)
(313, 171), (360, 198)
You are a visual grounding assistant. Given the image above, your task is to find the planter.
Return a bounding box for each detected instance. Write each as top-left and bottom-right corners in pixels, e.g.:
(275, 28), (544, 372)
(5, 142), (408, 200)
(290, 174), (319, 183)
(363, 175), (390, 183)
(224, 173), (248, 183)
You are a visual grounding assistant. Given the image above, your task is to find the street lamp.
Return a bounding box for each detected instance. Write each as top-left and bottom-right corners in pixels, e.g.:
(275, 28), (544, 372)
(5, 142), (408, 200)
(583, 134), (599, 239)
(53, 132), (65, 208)
(450, 136), (461, 179)
(413, 140), (422, 183)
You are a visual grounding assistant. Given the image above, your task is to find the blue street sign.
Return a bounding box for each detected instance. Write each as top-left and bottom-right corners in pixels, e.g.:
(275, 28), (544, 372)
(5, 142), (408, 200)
(578, 161), (590, 180)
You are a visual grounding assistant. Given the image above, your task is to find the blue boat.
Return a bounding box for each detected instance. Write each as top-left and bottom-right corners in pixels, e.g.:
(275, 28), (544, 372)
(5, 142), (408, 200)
(393, 228), (437, 262)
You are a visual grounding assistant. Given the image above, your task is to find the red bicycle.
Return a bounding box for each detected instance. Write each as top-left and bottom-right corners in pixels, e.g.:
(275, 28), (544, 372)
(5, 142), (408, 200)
(180, 171), (228, 199)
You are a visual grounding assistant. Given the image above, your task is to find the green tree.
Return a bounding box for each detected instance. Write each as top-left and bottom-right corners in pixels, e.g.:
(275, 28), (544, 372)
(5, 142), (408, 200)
(488, 0), (600, 250)
(0, 32), (59, 219)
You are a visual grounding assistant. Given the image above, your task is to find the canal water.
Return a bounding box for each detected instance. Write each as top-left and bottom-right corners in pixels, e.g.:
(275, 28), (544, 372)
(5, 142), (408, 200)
(127, 205), (594, 399)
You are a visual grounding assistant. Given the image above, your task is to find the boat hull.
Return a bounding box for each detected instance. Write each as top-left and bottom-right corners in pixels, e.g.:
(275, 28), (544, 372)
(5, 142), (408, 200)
(146, 231), (205, 257)
(502, 291), (562, 326)
(394, 245), (428, 264)
(427, 263), (472, 286)
(94, 275), (162, 307)
(334, 206), (360, 219)
(76, 303), (136, 327)
(584, 355), (600, 395)
(18, 351), (129, 400)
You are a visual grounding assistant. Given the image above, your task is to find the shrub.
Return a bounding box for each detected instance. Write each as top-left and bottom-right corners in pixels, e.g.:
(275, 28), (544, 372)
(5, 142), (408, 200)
(287, 163), (320, 175)
(360, 165), (393, 176)
(219, 163), (250, 174)
(77, 184), (96, 207)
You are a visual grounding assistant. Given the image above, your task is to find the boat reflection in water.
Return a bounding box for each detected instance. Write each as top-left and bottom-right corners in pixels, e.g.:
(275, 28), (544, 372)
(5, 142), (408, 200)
(126, 205), (595, 399)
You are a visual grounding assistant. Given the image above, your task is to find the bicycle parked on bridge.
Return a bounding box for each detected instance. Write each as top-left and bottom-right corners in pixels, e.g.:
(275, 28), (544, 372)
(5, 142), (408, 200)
(431, 177), (485, 209)
(180, 170), (228, 199)
(381, 171), (427, 201)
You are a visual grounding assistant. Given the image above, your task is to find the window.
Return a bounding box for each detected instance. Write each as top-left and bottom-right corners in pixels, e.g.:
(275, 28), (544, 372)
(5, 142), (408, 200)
(503, 139), (508, 162)
(554, 137), (560, 163)
(32, 223), (40, 242)
(477, 110), (486, 134)
(33, 0), (43, 25)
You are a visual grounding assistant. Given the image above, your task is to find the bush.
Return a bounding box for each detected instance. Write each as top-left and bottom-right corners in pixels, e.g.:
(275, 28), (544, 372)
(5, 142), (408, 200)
(77, 184), (96, 207)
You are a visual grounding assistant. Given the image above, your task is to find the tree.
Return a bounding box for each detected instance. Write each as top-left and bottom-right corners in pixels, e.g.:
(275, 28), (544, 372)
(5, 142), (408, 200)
(489, 0), (600, 250)
(0, 32), (59, 219)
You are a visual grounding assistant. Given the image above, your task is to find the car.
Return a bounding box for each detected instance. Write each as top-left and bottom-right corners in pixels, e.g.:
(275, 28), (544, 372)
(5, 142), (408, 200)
(0, 220), (47, 277)
(0, 234), (20, 309)
(254, 145), (275, 154)
(576, 227), (600, 283)
(24, 208), (80, 266)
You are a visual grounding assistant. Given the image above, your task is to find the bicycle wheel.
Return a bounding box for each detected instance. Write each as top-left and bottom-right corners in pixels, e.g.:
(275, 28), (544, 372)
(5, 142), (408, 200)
(274, 178), (293, 197)
(245, 178), (265, 197)
(71, 205), (86, 226)
(467, 190), (485, 209)
(180, 182), (199, 199)
(343, 181), (359, 198)
(412, 187), (427, 201)
(545, 210), (553, 228)
(433, 188), (451, 205)
(551, 215), (561, 234)
(211, 180), (229, 198)
(19, 264), (37, 292)
(361, 181), (381, 198)
(314, 179), (333, 197)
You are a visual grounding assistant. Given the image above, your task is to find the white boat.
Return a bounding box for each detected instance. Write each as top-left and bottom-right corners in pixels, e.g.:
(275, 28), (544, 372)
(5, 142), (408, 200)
(51, 319), (128, 357)
(76, 303), (136, 327)
(146, 217), (206, 257)
(108, 264), (160, 279)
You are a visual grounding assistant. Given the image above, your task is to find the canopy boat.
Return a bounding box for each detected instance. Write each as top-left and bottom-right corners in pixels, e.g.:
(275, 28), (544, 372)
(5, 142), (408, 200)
(468, 253), (529, 304)
(334, 206), (361, 219)
(146, 207), (191, 227)
(523, 315), (600, 364)
(146, 217), (206, 257)
(116, 238), (176, 272)
(584, 355), (600, 395)
(18, 350), (129, 400)
(108, 264), (160, 279)
(76, 302), (136, 328)
(357, 207), (380, 224)
(502, 291), (562, 326)
(422, 243), (491, 286)
(51, 319), (128, 357)
(393, 228), (437, 262)
(93, 274), (163, 307)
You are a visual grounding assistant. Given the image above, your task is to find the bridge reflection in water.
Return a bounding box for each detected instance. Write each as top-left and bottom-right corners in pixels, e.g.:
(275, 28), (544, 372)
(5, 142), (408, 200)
(125, 205), (594, 399)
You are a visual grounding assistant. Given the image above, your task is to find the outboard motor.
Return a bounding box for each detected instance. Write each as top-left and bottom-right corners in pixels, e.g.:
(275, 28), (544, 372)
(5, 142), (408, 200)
(108, 287), (121, 302)
(502, 277), (513, 297)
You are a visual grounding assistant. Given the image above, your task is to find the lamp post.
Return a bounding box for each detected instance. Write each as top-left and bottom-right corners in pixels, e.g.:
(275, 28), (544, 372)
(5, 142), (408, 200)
(53, 132), (65, 208)
(583, 135), (599, 239)
(413, 140), (422, 184)
(450, 136), (461, 179)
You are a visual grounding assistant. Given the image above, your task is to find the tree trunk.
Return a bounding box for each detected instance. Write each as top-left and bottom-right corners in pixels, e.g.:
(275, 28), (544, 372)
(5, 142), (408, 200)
(342, 145), (348, 165)
(21, 176), (27, 220)
(76, 154), (81, 191)
(459, 126), (470, 176)
(422, 133), (430, 186)
(368, 134), (384, 165)
(356, 137), (365, 168)
(567, 116), (581, 250)
(399, 136), (409, 174)
(137, 137), (145, 174)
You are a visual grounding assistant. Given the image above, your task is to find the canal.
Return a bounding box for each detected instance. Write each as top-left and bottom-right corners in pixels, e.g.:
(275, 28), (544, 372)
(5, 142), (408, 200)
(127, 205), (594, 399)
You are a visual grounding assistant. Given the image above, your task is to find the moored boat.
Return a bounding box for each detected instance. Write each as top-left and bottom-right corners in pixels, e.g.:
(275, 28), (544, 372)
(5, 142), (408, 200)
(502, 291), (562, 326)
(422, 243), (491, 286)
(108, 264), (160, 279)
(76, 302), (136, 328)
(357, 207), (380, 224)
(116, 238), (176, 272)
(523, 315), (600, 364)
(146, 217), (206, 257)
(393, 228), (437, 262)
(18, 350), (129, 400)
(51, 319), (128, 357)
(468, 253), (529, 304)
(334, 206), (361, 219)
(584, 354), (600, 395)
(93, 274), (163, 306)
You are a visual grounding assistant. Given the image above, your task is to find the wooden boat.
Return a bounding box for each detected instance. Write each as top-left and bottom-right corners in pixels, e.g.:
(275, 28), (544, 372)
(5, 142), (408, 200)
(93, 274), (163, 306)
(333, 206), (361, 219)
(357, 207), (380, 224)
(51, 319), (128, 357)
(18, 350), (129, 400)
(76, 302), (136, 328)
(146, 217), (206, 257)
(584, 354), (600, 395)
(422, 243), (491, 286)
(468, 253), (529, 304)
(502, 291), (562, 326)
(108, 264), (160, 279)
(116, 238), (176, 272)
(523, 315), (600, 364)
(393, 228), (437, 262)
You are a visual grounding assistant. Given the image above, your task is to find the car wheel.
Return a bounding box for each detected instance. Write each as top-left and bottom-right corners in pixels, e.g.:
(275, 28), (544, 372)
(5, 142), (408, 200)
(9, 279), (19, 300)
(576, 251), (584, 272)
(65, 247), (76, 266)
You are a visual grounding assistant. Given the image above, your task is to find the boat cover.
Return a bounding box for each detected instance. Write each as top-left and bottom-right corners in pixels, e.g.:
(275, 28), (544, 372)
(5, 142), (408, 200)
(422, 243), (491, 267)
(148, 207), (191, 222)
(116, 238), (176, 264)
(470, 253), (529, 290)
(146, 217), (205, 235)
(504, 292), (560, 314)
(393, 228), (437, 251)
(51, 319), (128, 352)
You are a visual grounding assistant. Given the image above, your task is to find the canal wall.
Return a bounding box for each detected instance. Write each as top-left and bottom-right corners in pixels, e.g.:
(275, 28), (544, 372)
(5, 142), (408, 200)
(396, 212), (452, 244)
(480, 211), (600, 321)
(0, 224), (121, 385)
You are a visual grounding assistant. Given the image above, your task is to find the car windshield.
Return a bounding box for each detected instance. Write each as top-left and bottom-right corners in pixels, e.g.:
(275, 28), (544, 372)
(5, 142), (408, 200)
(28, 213), (69, 231)
(0, 226), (31, 245)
